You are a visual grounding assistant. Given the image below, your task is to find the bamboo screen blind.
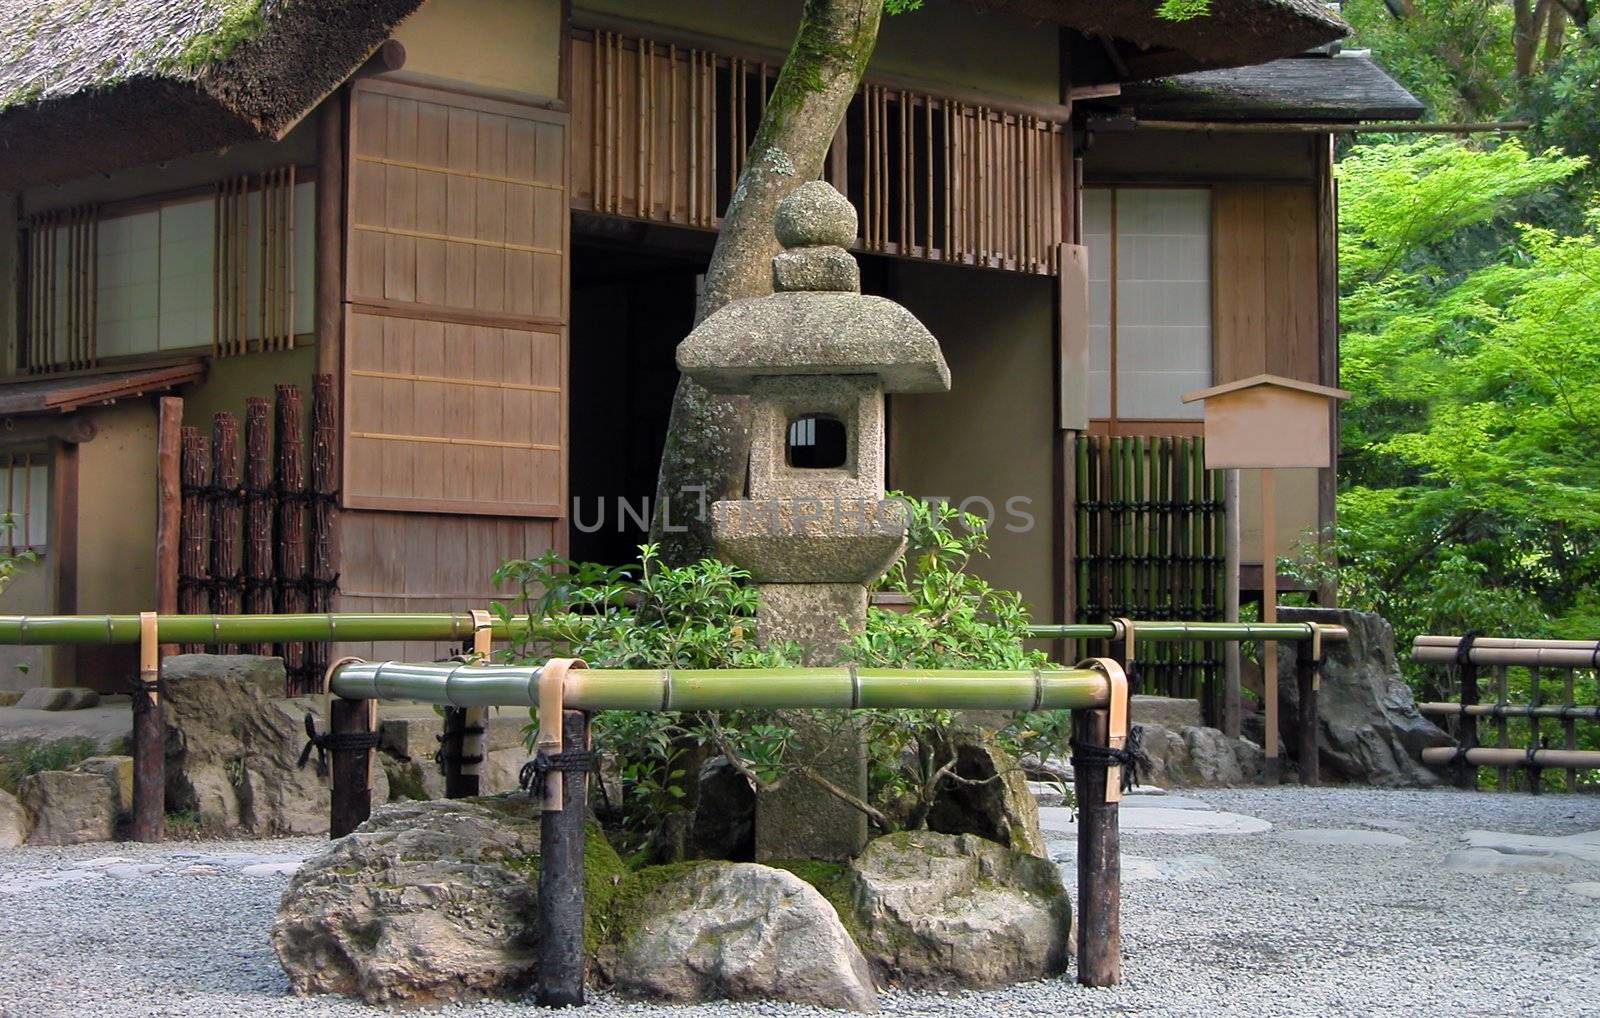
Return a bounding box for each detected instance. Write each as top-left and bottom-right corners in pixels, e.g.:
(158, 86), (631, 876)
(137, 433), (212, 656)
(344, 79), (568, 517)
(0, 452), (49, 552)
(571, 25), (1067, 275)
(213, 168), (302, 358)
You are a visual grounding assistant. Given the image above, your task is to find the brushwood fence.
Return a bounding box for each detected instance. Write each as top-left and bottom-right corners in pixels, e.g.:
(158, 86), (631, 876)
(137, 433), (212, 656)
(1073, 434), (1226, 709)
(169, 376), (338, 694)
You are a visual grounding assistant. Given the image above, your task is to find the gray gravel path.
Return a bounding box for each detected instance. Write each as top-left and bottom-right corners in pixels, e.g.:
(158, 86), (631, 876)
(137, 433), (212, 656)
(2, 787), (1598, 1017)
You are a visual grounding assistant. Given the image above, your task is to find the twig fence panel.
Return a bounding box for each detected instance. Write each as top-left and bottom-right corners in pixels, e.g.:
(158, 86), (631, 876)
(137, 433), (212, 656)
(171, 377), (340, 694)
(1074, 434), (1226, 708)
(1412, 636), (1600, 792)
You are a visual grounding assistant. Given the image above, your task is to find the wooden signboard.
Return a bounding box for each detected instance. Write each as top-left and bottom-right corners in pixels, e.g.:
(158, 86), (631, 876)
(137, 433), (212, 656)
(1182, 374), (1349, 780)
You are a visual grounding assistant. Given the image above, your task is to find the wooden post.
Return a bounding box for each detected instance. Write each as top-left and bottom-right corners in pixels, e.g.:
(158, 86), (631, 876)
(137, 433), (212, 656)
(243, 397), (274, 655)
(1454, 655), (1479, 790)
(1260, 468), (1279, 783)
(539, 708), (591, 1007)
(274, 384), (309, 693)
(210, 412), (242, 653)
(444, 610), (493, 798)
(155, 398), (182, 656)
(308, 375), (340, 682)
(1295, 633), (1320, 786)
(1222, 469), (1242, 738)
(178, 427), (210, 653)
(328, 696), (377, 838)
(130, 612), (164, 843)
(1074, 704), (1120, 987)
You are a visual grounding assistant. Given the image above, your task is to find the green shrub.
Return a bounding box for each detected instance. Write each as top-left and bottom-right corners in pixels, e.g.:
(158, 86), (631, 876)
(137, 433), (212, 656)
(0, 737), (99, 795)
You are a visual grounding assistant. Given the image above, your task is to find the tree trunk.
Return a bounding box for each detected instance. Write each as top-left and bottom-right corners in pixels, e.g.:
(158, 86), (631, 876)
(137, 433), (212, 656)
(649, 0), (884, 565)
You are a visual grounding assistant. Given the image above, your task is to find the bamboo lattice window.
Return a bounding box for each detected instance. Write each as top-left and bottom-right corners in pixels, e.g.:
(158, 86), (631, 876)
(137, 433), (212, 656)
(20, 170), (312, 373)
(22, 207), (98, 373)
(571, 25), (1066, 275)
(0, 452), (49, 552)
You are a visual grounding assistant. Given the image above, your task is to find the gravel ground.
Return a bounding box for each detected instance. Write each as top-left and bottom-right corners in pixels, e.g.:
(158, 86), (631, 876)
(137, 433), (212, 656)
(2, 787), (1598, 1018)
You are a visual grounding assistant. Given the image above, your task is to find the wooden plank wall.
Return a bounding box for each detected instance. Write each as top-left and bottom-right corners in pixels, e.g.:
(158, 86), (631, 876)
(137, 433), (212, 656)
(337, 78), (569, 659)
(570, 25), (1065, 275)
(1211, 184), (1319, 384)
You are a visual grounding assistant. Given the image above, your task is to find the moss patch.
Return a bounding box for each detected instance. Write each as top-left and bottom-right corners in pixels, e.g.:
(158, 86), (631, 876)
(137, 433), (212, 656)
(594, 861), (713, 949)
(501, 814), (629, 955)
(177, 1), (268, 70)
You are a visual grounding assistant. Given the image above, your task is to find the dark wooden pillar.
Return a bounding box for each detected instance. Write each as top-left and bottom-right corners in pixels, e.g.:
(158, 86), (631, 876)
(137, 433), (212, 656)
(1455, 657), (1480, 790)
(539, 709), (591, 1007)
(130, 612), (164, 843)
(329, 697), (376, 838)
(1295, 639), (1320, 786)
(1074, 704), (1121, 986)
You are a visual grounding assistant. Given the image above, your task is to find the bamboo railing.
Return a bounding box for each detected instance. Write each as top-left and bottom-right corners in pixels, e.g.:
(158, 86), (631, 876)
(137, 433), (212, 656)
(1411, 634), (1600, 791)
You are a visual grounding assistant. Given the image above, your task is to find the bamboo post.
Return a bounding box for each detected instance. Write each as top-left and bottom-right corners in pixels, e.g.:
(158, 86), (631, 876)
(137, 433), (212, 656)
(1453, 642), (1480, 790)
(130, 612), (164, 843)
(1074, 658), (1126, 987)
(275, 385), (309, 693)
(243, 398), (274, 654)
(1260, 468), (1280, 783)
(328, 695), (377, 839)
(1295, 627), (1320, 786)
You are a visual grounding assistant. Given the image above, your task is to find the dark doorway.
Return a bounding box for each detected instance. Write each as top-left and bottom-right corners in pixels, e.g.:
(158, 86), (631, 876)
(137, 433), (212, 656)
(569, 237), (704, 565)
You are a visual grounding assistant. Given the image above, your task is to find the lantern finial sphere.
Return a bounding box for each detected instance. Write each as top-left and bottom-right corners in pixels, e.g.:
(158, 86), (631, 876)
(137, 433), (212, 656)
(774, 180), (857, 249)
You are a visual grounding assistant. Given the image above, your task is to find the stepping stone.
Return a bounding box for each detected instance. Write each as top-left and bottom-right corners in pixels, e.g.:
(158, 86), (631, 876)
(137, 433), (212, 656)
(16, 686), (100, 711)
(1461, 829), (1600, 865)
(1566, 882), (1600, 900)
(1039, 804), (1271, 836)
(104, 863), (164, 880)
(1124, 794), (1211, 811)
(1279, 828), (1411, 848)
(1440, 847), (1567, 874)
(241, 860), (303, 877)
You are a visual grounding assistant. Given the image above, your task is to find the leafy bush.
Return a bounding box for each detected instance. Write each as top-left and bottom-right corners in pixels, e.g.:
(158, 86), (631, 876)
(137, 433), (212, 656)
(492, 498), (1071, 850)
(0, 737), (99, 795)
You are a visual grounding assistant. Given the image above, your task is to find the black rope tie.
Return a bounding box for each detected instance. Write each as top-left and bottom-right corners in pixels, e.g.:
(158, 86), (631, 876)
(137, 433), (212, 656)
(1455, 630), (1480, 667)
(434, 726), (488, 771)
(519, 749), (597, 801)
(297, 712), (383, 778)
(1448, 744), (1473, 769)
(128, 675), (166, 714)
(1070, 724), (1144, 794)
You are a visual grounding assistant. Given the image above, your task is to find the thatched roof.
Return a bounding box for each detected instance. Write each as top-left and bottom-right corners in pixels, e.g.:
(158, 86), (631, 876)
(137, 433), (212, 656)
(0, 0), (1345, 190)
(0, 0), (424, 188)
(973, 0), (1347, 81)
(1109, 54), (1425, 122)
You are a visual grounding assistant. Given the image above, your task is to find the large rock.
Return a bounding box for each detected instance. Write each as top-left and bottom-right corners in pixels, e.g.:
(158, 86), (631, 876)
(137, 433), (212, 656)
(16, 686), (100, 711)
(609, 862), (877, 1011)
(1132, 723), (1263, 787)
(162, 654), (385, 835)
(0, 788), (30, 846)
(273, 796), (621, 1006)
(1133, 694), (1203, 730)
(847, 830), (1070, 989)
(18, 769), (118, 844)
(924, 735), (1047, 858)
(1274, 608), (1451, 786)
(73, 756), (133, 813)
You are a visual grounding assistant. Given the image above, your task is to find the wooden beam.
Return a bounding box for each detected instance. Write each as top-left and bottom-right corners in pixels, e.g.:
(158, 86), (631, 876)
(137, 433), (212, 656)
(49, 438), (79, 682)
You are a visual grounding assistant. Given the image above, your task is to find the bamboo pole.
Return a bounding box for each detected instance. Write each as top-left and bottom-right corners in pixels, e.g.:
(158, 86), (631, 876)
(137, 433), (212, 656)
(1422, 746), (1600, 770)
(1415, 635), (1600, 650)
(1419, 702), (1600, 720)
(1413, 645), (1600, 668)
(0, 613), (562, 646)
(330, 661), (1114, 712)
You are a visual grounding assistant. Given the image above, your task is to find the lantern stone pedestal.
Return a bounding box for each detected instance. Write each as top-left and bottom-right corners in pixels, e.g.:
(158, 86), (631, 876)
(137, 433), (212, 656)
(677, 181), (950, 860)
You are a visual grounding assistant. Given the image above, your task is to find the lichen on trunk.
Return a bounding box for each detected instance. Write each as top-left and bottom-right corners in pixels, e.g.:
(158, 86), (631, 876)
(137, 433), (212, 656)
(649, 0), (886, 565)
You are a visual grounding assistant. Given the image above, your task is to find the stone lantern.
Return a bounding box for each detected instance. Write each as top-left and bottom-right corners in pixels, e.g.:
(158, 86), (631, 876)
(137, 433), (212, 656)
(678, 180), (950, 663)
(676, 180), (950, 859)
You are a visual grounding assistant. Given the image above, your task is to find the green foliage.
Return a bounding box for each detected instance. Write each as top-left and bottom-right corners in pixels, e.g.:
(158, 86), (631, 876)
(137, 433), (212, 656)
(1156, 0), (1211, 21)
(0, 513), (37, 599)
(0, 737), (98, 795)
(493, 504), (1072, 847)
